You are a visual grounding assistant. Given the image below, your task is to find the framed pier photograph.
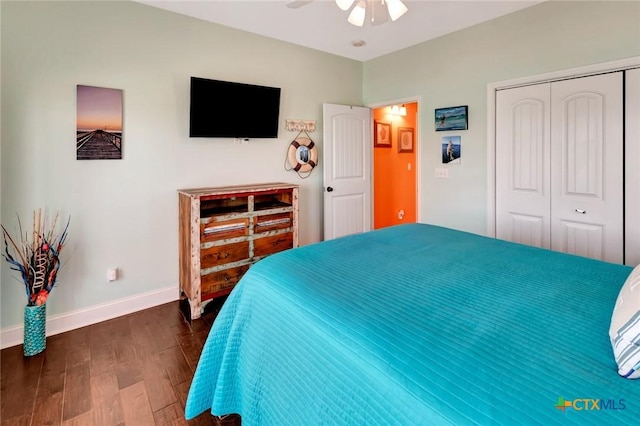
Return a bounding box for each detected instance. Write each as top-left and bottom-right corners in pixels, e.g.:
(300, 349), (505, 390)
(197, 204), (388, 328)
(76, 85), (123, 160)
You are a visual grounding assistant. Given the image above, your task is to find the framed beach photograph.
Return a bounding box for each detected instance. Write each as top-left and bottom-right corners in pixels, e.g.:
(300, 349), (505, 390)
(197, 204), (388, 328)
(442, 135), (461, 164)
(374, 120), (391, 147)
(435, 106), (468, 131)
(76, 85), (123, 160)
(398, 127), (414, 153)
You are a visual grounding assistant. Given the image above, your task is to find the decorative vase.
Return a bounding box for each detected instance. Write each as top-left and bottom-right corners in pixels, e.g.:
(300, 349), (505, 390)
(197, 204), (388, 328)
(23, 303), (46, 356)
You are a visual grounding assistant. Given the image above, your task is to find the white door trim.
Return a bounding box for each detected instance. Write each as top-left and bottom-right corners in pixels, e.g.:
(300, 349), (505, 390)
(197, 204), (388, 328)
(626, 68), (640, 266)
(367, 96), (423, 224)
(486, 56), (640, 237)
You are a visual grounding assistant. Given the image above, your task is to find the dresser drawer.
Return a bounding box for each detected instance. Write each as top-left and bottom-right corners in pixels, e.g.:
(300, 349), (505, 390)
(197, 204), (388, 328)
(201, 264), (250, 296)
(254, 233), (293, 257)
(201, 241), (249, 269)
(201, 218), (249, 242)
(255, 212), (292, 233)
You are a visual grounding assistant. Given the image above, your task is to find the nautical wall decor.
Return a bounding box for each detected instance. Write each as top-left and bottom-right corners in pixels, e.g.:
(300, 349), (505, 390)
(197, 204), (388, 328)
(435, 105), (468, 131)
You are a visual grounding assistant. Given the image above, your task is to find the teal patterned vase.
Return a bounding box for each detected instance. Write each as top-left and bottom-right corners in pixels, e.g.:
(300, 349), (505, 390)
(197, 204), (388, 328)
(23, 303), (46, 356)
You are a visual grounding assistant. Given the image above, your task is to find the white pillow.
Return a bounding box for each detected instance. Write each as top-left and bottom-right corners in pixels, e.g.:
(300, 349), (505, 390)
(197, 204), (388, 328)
(610, 265), (640, 379)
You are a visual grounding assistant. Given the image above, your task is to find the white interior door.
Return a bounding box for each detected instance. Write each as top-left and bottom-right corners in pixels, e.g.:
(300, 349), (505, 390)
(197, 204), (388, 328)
(496, 83), (551, 248)
(496, 72), (624, 263)
(323, 103), (371, 240)
(550, 72), (623, 263)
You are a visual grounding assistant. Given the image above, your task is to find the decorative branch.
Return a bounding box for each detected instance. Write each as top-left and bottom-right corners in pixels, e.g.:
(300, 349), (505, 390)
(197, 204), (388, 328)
(1, 209), (70, 306)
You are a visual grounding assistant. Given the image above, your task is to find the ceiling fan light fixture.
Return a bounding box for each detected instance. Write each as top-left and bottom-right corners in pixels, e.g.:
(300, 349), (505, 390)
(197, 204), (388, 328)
(347, 1), (366, 27)
(386, 0), (408, 21)
(370, 0), (389, 26)
(335, 0), (355, 11)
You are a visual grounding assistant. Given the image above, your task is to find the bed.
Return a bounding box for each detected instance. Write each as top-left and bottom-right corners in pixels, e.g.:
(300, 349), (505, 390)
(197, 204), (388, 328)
(185, 223), (639, 425)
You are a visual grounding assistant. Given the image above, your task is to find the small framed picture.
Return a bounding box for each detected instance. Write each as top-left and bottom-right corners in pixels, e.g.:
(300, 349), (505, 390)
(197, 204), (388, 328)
(398, 127), (414, 153)
(435, 105), (468, 131)
(374, 120), (391, 147)
(442, 135), (461, 164)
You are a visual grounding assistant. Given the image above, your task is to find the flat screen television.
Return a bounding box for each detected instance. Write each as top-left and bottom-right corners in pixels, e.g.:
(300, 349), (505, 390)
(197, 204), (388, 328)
(189, 77), (281, 138)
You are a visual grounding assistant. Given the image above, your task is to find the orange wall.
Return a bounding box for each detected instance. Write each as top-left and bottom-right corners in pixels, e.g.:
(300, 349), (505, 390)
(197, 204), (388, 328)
(373, 103), (417, 229)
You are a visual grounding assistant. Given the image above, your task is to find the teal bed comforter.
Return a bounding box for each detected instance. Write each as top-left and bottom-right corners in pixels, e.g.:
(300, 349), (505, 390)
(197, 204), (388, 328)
(185, 224), (639, 425)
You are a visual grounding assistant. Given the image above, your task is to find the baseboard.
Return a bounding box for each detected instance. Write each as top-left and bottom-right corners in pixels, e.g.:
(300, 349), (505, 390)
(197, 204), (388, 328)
(0, 286), (178, 350)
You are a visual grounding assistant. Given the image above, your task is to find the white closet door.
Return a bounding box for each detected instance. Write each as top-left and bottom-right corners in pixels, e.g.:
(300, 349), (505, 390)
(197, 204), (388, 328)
(496, 84), (551, 248)
(550, 72), (623, 263)
(626, 68), (640, 266)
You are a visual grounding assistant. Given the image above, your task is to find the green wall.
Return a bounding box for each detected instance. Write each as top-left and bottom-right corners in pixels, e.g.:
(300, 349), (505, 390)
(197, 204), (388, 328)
(363, 0), (640, 235)
(0, 0), (361, 330)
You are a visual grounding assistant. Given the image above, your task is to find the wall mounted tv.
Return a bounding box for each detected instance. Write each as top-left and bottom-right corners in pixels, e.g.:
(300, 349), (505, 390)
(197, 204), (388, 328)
(189, 77), (281, 138)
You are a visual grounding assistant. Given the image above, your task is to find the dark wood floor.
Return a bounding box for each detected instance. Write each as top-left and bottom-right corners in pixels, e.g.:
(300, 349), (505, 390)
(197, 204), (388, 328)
(1, 299), (241, 425)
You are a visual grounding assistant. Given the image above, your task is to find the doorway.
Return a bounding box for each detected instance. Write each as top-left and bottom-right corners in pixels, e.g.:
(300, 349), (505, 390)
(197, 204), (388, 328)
(372, 102), (419, 229)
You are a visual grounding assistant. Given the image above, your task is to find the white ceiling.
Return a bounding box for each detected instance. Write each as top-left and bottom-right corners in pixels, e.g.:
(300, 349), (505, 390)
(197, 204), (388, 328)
(137, 0), (543, 62)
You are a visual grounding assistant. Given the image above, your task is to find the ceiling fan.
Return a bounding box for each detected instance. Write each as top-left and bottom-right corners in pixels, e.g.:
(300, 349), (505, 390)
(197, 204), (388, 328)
(287, 0), (408, 27)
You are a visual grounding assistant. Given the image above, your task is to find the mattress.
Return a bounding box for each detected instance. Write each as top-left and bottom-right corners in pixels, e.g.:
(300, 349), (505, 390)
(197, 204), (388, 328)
(186, 223), (638, 425)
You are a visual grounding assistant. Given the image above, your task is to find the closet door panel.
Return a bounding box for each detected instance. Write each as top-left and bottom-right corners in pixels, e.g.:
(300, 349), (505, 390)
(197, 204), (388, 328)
(550, 72), (623, 263)
(496, 84), (551, 248)
(557, 221), (603, 260)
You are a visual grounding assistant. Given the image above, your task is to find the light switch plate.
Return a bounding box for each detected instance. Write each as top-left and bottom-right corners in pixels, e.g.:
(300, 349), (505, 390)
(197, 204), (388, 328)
(435, 168), (449, 179)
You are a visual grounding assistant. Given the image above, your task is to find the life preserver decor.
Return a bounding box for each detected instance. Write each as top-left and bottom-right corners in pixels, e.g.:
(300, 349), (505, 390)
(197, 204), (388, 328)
(285, 131), (318, 179)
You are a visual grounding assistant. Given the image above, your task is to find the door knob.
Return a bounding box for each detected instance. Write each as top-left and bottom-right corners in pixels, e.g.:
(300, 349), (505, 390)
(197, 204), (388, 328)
(326, 186), (334, 192)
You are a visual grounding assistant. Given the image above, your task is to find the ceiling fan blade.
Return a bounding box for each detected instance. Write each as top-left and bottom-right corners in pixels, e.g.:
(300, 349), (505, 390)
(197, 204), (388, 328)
(286, 0), (314, 9)
(370, 0), (388, 26)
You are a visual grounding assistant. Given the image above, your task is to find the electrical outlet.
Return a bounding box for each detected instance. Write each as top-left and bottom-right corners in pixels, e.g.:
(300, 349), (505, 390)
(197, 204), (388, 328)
(107, 268), (118, 282)
(435, 168), (449, 179)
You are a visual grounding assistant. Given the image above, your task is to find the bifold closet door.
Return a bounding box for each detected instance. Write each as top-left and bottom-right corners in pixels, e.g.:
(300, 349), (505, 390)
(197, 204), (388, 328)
(550, 72), (623, 263)
(496, 83), (551, 249)
(496, 72), (624, 263)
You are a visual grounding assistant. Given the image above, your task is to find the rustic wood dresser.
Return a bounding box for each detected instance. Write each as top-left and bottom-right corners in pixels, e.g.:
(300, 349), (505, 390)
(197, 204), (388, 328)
(178, 183), (299, 319)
